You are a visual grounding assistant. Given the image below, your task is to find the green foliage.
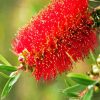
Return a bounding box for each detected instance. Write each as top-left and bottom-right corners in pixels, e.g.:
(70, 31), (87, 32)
(89, 0), (100, 8)
(82, 88), (93, 100)
(1, 73), (21, 100)
(67, 73), (96, 86)
(0, 54), (11, 66)
(63, 84), (86, 98)
(63, 84), (86, 94)
(0, 54), (21, 100)
(65, 92), (79, 98)
(62, 73), (99, 99)
(0, 64), (17, 72)
(0, 54), (17, 78)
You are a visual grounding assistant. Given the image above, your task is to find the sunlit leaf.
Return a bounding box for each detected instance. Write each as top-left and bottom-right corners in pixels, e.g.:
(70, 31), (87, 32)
(1, 73), (21, 100)
(0, 64), (17, 72)
(89, 1), (100, 10)
(67, 73), (96, 86)
(65, 92), (79, 98)
(89, 0), (100, 3)
(65, 77), (76, 87)
(63, 84), (86, 94)
(0, 54), (11, 66)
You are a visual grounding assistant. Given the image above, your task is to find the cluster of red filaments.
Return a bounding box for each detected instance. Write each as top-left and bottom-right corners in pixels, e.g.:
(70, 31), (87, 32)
(12, 0), (97, 80)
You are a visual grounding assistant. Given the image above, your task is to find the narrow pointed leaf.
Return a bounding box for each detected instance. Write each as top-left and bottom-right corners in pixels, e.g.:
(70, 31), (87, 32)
(63, 84), (86, 94)
(0, 55), (11, 66)
(0, 64), (17, 72)
(89, 0), (100, 3)
(65, 77), (76, 87)
(65, 92), (79, 98)
(1, 73), (21, 100)
(67, 73), (96, 86)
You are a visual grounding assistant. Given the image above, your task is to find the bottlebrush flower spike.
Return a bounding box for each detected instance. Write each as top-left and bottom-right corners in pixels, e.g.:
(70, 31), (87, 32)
(12, 0), (97, 80)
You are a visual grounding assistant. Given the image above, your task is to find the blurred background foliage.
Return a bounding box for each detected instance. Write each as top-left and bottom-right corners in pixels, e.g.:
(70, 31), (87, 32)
(0, 0), (100, 100)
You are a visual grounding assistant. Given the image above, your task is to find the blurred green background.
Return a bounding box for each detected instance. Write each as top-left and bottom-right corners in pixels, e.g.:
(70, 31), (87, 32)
(0, 0), (100, 100)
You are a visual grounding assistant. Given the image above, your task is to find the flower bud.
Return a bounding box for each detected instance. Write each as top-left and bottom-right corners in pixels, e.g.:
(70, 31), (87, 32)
(18, 54), (25, 62)
(92, 64), (99, 74)
(97, 57), (100, 67)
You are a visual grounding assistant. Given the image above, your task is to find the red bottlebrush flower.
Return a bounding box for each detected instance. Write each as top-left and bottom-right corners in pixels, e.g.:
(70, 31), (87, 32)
(12, 0), (97, 80)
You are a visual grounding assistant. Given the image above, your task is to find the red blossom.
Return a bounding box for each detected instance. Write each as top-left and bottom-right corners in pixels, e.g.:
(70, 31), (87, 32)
(12, 0), (97, 80)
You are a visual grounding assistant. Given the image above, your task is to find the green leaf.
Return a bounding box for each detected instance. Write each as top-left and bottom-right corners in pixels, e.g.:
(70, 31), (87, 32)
(0, 64), (17, 72)
(82, 89), (93, 100)
(1, 73), (21, 100)
(67, 73), (96, 86)
(63, 84), (86, 94)
(89, 1), (100, 10)
(65, 92), (79, 98)
(0, 54), (11, 66)
(89, 0), (100, 3)
(65, 77), (76, 87)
